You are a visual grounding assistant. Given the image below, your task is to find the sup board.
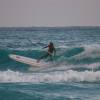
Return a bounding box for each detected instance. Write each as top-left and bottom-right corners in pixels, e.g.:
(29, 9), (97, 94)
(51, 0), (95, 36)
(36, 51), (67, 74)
(9, 54), (49, 67)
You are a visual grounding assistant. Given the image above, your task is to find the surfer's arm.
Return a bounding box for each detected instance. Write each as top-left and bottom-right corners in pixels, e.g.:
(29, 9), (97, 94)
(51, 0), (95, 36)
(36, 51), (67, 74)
(42, 45), (48, 49)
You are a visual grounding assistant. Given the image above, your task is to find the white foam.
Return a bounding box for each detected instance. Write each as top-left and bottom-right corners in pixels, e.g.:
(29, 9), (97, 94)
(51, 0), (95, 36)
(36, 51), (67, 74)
(0, 69), (100, 83)
(72, 44), (100, 60)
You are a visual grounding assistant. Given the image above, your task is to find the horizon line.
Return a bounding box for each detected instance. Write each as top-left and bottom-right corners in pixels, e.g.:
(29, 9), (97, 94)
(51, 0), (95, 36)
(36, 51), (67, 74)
(0, 26), (100, 28)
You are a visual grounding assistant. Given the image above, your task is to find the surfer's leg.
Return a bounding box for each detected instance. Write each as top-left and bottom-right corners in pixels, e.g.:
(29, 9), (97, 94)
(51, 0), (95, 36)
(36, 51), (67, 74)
(49, 55), (53, 62)
(37, 53), (49, 62)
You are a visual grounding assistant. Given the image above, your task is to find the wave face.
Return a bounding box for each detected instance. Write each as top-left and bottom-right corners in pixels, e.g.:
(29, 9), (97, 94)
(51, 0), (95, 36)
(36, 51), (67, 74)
(0, 27), (100, 100)
(0, 45), (100, 71)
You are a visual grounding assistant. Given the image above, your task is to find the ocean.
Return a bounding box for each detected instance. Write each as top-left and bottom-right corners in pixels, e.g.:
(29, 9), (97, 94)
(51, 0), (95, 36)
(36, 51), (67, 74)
(0, 27), (100, 100)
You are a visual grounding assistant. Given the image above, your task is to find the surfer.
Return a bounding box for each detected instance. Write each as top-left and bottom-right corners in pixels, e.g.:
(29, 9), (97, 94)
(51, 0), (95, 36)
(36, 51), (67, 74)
(37, 42), (56, 62)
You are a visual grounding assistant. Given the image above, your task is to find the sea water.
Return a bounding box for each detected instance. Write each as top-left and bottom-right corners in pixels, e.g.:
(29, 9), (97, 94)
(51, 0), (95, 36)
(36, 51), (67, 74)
(0, 27), (100, 100)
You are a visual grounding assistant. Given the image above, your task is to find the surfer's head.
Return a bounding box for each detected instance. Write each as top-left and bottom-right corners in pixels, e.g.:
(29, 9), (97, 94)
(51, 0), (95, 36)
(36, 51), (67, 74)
(49, 42), (53, 46)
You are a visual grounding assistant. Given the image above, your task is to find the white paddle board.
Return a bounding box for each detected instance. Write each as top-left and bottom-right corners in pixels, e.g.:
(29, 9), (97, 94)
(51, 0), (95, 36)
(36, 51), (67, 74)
(9, 54), (49, 67)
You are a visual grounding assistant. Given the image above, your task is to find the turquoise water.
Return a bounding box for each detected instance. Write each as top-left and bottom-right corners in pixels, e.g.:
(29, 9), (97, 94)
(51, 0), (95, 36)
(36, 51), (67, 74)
(0, 27), (100, 100)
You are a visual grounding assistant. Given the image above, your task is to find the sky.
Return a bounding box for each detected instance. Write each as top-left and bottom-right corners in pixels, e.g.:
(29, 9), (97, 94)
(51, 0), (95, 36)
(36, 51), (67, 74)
(0, 0), (100, 27)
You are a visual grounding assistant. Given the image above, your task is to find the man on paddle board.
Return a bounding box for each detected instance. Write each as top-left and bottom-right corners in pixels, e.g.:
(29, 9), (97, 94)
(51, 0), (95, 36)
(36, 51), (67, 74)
(37, 42), (56, 62)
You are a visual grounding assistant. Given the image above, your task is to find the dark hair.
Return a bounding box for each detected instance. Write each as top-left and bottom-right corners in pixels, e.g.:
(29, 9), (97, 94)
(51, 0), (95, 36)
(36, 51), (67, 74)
(49, 42), (54, 48)
(50, 42), (53, 45)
